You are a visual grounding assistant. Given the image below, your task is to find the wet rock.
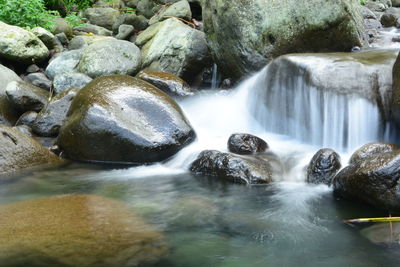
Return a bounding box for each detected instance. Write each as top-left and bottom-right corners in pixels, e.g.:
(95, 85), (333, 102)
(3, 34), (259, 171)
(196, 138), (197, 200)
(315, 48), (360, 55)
(149, 0), (192, 25)
(362, 6), (378, 19)
(13, 125), (34, 137)
(31, 27), (63, 52)
(306, 148), (341, 185)
(366, 1), (388, 12)
(26, 64), (40, 73)
(112, 13), (149, 34)
(381, 7), (400, 27)
(77, 39), (141, 78)
(45, 50), (82, 79)
(136, 0), (160, 18)
(0, 22), (49, 64)
(391, 48), (400, 126)
(57, 75), (195, 163)
(349, 142), (399, 164)
(221, 78), (232, 89)
(6, 81), (49, 113)
(115, 24), (134, 40)
(55, 32), (69, 45)
(68, 35), (113, 50)
(84, 7), (120, 30)
(190, 150), (282, 184)
(0, 126), (61, 175)
(16, 111), (38, 127)
(137, 71), (193, 97)
(0, 64), (22, 125)
(202, 0), (366, 80)
(394, 0), (400, 7)
(227, 133), (268, 155)
(73, 24), (113, 36)
(137, 18), (210, 83)
(333, 150), (400, 212)
(53, 72), (92, 94)
(32, 88), (79, 137)
(24, 72), (52, 91)
(0, 194), (168, 266)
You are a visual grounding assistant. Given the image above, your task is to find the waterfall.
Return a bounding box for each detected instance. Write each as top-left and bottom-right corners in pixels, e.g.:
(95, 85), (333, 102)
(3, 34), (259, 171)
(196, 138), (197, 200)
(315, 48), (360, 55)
(211, 64), (219, 90)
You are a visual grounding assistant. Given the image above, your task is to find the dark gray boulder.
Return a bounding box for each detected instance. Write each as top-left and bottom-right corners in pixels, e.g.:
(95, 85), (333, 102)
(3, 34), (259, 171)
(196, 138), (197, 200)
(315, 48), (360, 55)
(380, 7), (400, 27)
(5, 81), (49, 113)
(227, 133), (268, 155)
(190, 150), (282, 185)
(306, 148), (341, 185)
(57, 75), (195, 164)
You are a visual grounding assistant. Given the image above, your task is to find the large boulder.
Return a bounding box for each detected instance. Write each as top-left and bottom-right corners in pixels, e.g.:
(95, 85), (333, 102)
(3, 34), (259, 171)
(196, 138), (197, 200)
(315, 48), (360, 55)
(0, 22), (49, 64)
(0, 126), (61, 175)
(136, 18), (210, 83)
(349, 142), (399, 164)
(0, 65), (21, 125)
(57, 75), (195, 164)
(31, 27), (63, 51)
(333, 150), (400, 212)
(32, 88), (80, 137)
(137, 71), (194, 97)
(0, 194), (167, 266)
(5, 81), (49, 113)
(84, 7), (120, 30)
(45, 50), (82, 80)
(202, 0), (366, 80)
(190, 150), (283, 184)
(149, 0), (192, 25)
(306, 148), (341, 185)
(77, 39), (141, 78)
(380, 7), (400, 27)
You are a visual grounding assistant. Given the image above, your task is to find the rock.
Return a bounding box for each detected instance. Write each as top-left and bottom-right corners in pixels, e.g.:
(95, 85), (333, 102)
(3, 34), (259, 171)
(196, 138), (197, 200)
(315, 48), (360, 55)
(68, 35), (113, 50)
(0, 126), (61, 175)
(361, 222), (400, 245)
(333, 150), (400, 211)
(16, 111), (38, 127)
(306, 148), (341, 185)
(84, 7), (120, 30)
(381, 7), (400, 27)
(45, 0), (68, 17)
(0, 194), (168, 266)
(51, 17), (73, 39)
(0, 65), (21, 125)
(13, 125), (34, 137)
(190, 150), (282, 184)
(57, 75), (195, 163)
(45, 50), (82, 80)
(149, 0), (192, 25)
(136, 0), (160, 18)
(24, 72), (52, 91)
(0, 22), (49, 64)
(53, 72), (92, 95)
(55, 32), (69, 45)
(362, 6), (378, 19)
(137, 71), (193, 97)
(32, 88), (79, 137)
(265, 50), (397, 121)
(366, 1), (388, 12)
(137, 18), (210, 83)
(349, 142), (399, 164)
(202, 0), (366, 80)
(394, 0), (400, 7)
(73, 24), (113, 36)
(77, 39), (141, 78)
(227, 133), (268, 155)
(26, 64), (40, 73)
(6, 81), (49, 113)
(115, 24), (134, 40)
(391, 51), (400, 126)
(31, 27), (63, 52)
(112, 13), (149, 34)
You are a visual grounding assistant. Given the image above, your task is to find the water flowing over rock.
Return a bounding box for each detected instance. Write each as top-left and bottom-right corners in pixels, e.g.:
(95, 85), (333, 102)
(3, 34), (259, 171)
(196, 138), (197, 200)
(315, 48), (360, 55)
(306, 148), (341, 185)
(0, 65), (21, 125)
(333, 150), (400, 212)
(0, 22), (49, 64)
(250, 50), (397, 151)
(190, 150), (283, 184)
(0, 126), (61, 175)
(227, 133), (268, 155)
(77, 39), (141, 78)
(57, 75), (195, 164)
(202, 0), (366, 80)
(0, 194), (168, 266)
(136, 18), (210, 83)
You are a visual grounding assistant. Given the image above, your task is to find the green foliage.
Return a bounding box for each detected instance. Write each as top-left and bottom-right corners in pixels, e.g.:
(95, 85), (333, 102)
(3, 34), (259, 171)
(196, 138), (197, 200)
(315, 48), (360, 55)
(64, 0), (93, 10)
(65, 12), (85, 27)
(359, 0), (366, 5)
(0, 0), (57, 30)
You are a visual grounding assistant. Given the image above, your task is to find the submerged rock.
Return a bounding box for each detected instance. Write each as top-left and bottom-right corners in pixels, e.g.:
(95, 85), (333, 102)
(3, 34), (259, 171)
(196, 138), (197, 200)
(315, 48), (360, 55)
(190, 150), (282, 184)
(0, 22), (49, 64)
(306, 148), (341, 185)
(227, 133), (268, 155)
(57, 75), (195, 164)
(0, 194), (168, 266)
(137, 71), (193, 97)
(0, 126), (61, 175)
(349, 142), (399, 164)
(202, 0), (366, 80)
(333, 150), (400, 212)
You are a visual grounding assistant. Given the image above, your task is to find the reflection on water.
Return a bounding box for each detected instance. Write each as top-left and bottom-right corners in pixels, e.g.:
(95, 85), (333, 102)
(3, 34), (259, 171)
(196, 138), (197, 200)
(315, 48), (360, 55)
(0, 164), (398, 267)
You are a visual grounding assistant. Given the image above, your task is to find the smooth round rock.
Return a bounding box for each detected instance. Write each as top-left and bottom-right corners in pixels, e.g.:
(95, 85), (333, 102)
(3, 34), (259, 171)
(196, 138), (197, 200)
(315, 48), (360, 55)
(306, 148), (341, 185)
(349, 142), (399, 165)
(227, 133), (268, 155)
(5, 81), (49, 113)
